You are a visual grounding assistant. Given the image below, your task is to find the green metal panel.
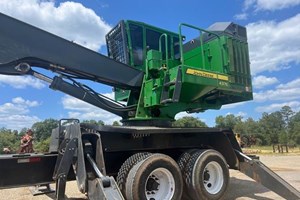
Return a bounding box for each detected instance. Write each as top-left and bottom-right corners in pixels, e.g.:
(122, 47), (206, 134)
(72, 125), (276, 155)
(147, 50), (162, 72)
(144, 78), (163, 107)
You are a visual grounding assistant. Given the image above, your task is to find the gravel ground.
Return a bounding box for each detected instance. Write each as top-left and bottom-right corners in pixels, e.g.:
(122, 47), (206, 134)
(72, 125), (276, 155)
(0, 155), (299, 200)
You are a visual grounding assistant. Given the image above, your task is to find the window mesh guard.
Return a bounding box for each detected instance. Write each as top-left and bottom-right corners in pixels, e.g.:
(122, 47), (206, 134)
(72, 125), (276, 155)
(106, 21), (129, 65)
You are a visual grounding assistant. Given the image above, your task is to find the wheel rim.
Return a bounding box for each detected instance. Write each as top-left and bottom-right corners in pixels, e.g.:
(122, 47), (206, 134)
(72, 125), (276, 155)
(145, 168), (175, 200)
(202, 161), (224, 194)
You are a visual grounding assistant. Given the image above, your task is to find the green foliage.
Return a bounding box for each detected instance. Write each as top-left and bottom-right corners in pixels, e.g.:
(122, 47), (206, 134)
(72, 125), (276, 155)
(278, 131), (288, 144)
(0, 128), (19, 153)
(254, 137), (263, 146)
(215, 114), (242, 130)
(82, 119), (105, 126)
(256, 111), (284, 145)
(112, 121), (121, 126)
(34, 137), (51, 153)
(173, 116), (207, 128)
(32, 119), (59, 142)
(243, 118), (261, 135)
(290, 121), (300, 145)
(280, 106), (294, 128)
(214, 106), (300, 146)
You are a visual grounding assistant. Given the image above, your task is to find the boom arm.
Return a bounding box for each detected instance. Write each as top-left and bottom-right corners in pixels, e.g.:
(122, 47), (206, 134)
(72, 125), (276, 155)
(0, 13), (143, 91)
(0, 13), (145, 118)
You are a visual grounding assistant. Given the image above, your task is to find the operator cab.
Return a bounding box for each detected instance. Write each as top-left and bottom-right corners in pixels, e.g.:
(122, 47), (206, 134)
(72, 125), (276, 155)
(106, 20), (180, 102)
(106, 20), (180, 69)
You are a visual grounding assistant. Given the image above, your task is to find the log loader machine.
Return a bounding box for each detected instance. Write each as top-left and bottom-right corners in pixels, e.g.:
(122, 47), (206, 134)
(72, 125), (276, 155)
(0, 13), (299, 200)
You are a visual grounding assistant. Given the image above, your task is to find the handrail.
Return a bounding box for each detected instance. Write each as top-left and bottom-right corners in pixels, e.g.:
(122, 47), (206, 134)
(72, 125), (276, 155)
(178, 23), (221, 67)
(159, 33), (169, 65)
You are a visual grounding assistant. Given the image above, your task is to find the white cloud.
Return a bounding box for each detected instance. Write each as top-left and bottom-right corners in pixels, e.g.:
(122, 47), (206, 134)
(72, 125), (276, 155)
(254, 78), (300, 102)
(237, 111), (247, 118)
(255, 101), (300, 113)
(247, 14), (300, 75)
(222, 102), (247, 109)
(12, 97), (40, 107)
(252, 75), (279, 89)
(0, 97), (41, 130)
(175, 112), (197, 120)
(68, 111), (121, 125)
(174, 112), (206, 123)
(244, 0), (300, 11)
(0, 75), (46, 89)
(62, 94), (122, 125)
(234, 13), (248, 20)
(244, 0), (257, 10)
(0, 114), (40, 131)
(277, 78), (300, 89)
(0, 103), (28, 114)
(0, 97), (39, 114)
(0, 0), (111, 51)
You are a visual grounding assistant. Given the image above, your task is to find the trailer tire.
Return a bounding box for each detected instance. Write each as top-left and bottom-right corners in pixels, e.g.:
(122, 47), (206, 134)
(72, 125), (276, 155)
(177, 149), (199, 172)
(125, 153), (183, 200)
(177, 149), (199, 200)
(183, 149), (229, 200)
(116, 152), (152, 196)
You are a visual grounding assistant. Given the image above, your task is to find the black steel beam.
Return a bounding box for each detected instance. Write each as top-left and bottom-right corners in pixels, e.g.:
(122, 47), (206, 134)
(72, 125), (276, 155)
(0, 13), (144, 90)
(50, 76), (130, 118)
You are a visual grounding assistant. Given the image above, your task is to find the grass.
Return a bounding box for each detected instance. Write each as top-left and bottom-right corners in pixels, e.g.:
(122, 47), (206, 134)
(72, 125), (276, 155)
(242, 145), (300, 155)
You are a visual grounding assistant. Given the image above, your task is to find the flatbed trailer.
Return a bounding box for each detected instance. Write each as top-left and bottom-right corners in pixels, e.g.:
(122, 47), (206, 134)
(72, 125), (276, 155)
(0, 13), (299, 200)
(1, 123), (300, 199)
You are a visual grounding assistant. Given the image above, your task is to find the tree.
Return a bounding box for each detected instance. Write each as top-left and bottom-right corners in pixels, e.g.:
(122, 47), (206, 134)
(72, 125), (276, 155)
(215, 114), (242, 130)
(234, 121), (246, 135)
(291, 122), (300, 145)
(35, 137), (51, 153)
(258, 112), (285, 145)
(280, 106), (294, 127)
(243, 117), (260, 135)
(173, 116), (207, 128)
(280, 106), (295, 142)
(82, 119), (105, 126)
(0, 128), (19, 153)
(31, 119), (59, 142)
(112, 121), (121, 126)
(289, 111), (300, 145)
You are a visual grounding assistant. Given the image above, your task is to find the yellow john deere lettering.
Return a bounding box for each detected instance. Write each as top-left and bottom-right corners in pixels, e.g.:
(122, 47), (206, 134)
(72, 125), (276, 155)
(186, 69), (229, 81)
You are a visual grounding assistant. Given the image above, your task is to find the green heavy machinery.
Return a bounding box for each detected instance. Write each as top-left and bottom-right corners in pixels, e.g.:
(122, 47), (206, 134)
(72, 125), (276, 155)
(106, 20), (252, 124)
(0, 13), (299, 200)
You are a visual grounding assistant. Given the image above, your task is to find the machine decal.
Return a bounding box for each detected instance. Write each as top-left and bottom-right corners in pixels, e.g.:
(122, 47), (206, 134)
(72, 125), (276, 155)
(186, 68), (229, 81)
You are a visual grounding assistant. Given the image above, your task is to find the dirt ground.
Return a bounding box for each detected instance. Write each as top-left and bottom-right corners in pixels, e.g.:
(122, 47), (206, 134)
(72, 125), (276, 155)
(225, 155), (300, 200)
(0, 155), (299, 200)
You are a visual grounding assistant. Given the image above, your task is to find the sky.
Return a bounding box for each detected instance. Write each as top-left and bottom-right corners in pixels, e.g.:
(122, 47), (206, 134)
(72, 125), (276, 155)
(0, 0), (299, 130)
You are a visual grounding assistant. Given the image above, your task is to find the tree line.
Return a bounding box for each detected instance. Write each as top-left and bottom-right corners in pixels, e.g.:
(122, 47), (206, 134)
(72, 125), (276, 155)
(0, 106), (299, 153)
(0, 119), (119, 153)
(174, 106), (300, 146)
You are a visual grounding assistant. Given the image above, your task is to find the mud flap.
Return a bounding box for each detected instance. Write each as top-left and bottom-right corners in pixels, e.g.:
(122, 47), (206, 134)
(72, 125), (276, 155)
(237, 151), (300, 200)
